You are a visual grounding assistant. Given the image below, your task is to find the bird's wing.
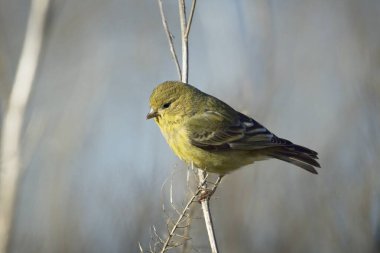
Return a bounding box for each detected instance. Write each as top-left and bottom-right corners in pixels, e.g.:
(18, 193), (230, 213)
(185, 110), (290, 151)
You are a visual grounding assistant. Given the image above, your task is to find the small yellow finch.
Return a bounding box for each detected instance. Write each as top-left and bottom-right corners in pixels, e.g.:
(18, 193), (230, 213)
(147, 81), (320, 175)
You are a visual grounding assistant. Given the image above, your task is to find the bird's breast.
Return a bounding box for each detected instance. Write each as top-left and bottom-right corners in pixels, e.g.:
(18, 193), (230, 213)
(157, 120), (191, 162)
(156, 117), (258, 174)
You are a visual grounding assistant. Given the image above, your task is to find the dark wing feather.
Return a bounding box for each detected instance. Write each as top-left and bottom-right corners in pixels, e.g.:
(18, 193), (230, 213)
(186, 110), (320, 173)
(187, 111), (291, 151)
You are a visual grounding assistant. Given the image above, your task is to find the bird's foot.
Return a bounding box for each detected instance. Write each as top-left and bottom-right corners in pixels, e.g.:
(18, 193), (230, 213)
(197, 175), (224, 202)
(197, 188), (215, 202)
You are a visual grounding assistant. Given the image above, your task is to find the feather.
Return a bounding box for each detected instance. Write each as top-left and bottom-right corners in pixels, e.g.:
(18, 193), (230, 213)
(186, 110), (320, 173)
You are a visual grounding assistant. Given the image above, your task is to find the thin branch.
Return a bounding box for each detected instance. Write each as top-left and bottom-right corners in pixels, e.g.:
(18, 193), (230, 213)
(0, 0), (50, 252)
(178, 0), (188, 83)
(209, 175), (223, 197)
(159, 175), (208, 253)
(172, 233), (191, 240)
(185, 0), (197, 39)
(152, 226), (165, 244)
(197, 170), (219, 253)
(182, 168), (198, 253)
(157, 0), (182, 79)
(138, 242), (144, 253)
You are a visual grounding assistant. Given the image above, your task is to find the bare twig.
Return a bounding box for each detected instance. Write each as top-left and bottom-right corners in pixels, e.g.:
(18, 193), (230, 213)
(138, 242), (144, 253)
(197, 170), (219, 253)
(159, 175), (208, 253)
(178, 0), (188, 83)
(157, 0), (182, 79)
(208, 175), (224, 198)
(0, 0), (50, 252)
(185, 0), (197, 39)
(181, 168), (198, 253)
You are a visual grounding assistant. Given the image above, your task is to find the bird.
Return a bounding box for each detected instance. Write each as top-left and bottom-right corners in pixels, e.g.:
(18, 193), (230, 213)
(147, 81), (320, 175)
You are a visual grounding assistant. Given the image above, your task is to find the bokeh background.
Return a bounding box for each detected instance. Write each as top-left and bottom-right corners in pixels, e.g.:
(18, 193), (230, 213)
(1, 0), (380, 252)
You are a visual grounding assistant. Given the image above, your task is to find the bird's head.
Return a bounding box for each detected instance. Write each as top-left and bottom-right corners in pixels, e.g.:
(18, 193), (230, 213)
(147, 81), (202, 124)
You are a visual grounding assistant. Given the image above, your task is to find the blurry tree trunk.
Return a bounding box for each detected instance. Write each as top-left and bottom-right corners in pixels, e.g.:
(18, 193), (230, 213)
(0, 0), (50, 252)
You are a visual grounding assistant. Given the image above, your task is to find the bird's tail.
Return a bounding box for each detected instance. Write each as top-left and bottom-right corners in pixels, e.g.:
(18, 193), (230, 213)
(266, 143), (320, 174)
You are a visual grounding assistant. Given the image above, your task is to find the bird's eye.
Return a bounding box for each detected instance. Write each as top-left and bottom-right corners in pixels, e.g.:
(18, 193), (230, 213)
(162, 102), (171, 109)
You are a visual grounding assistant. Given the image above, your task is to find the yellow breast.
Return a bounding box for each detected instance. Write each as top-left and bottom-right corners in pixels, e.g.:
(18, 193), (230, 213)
(155, 116), (257, 174)
(156, 118), (191, 162)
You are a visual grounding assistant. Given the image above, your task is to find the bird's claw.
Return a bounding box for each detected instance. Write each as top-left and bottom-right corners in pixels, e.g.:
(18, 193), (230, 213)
(197, 188), (215, 202)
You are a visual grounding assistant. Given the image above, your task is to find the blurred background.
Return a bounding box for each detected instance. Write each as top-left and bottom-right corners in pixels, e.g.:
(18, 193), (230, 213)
(1, 0), (380, 252)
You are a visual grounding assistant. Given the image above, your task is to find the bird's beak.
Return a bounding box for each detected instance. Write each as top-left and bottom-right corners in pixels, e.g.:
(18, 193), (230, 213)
(146, 108), (159, 120)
